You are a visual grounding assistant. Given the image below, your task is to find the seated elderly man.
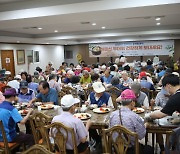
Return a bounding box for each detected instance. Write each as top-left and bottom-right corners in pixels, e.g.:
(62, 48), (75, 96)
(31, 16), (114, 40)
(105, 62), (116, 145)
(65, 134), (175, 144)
(130, 82), (149, 109)
(52, 95), (91, 154)
(17, 80), (35, 103)
(86, 82), (113, 108)
(110, 89), (153, 154)
(28, 81), (58, 106)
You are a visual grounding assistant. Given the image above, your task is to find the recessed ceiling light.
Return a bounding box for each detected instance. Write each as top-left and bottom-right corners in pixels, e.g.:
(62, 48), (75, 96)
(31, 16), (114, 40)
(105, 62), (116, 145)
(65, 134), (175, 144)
(38, 27), (42, 30)
(92, 23), (96, 26)
(54, 30), (58, 33)
(155, 17), (161, 21)
(101, 26), (106, 29)
(156, 23), (161, 25)
(46, 43), (49, 44)
(17, 41), (20, 43)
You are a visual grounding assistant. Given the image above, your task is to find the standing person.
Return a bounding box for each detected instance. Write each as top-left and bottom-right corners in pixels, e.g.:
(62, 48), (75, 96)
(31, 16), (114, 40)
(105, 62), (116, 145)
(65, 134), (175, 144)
(110, 89), (153, 154)
(46, 61), (54, 73)
(52, 95), (91, 154)
(145, 74), (180, 120)
(0, 88), (34, 148)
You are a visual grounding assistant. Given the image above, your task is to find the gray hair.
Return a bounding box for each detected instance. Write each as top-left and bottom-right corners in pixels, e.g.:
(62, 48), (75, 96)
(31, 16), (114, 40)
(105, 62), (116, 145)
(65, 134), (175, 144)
(111, 77), (120, 85)
(121, 99), (134, 106)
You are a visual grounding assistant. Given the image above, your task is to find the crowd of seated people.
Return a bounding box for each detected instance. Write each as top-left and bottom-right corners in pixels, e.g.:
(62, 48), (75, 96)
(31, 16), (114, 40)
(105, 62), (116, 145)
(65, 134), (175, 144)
(0, 57), (179, 153)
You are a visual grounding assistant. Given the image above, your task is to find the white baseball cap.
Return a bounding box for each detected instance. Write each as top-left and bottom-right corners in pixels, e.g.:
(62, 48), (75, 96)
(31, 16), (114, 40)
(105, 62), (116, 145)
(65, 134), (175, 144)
(93, 82), (105, 93)
(61, 95), (80, 108)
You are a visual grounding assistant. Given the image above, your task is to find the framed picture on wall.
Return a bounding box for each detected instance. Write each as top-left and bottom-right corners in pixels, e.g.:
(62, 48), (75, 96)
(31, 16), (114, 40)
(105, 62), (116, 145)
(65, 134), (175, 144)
(16, 50), (25, 64)
(34, 51), (40, 62)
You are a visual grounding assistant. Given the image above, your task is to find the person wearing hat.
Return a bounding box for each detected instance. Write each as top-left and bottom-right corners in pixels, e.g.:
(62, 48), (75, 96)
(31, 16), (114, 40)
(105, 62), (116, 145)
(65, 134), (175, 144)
(7, 74), (21, 90)
(28, 81), (58, 106)
(86, 82), (113, 108)
(110, 89), (153, 154)
(52, 94), (92, 154)
(0, 88), (34, 148)
(17, 80), (35, 104)
(74, 65), (82, 76)
(128, 82), (149, 109)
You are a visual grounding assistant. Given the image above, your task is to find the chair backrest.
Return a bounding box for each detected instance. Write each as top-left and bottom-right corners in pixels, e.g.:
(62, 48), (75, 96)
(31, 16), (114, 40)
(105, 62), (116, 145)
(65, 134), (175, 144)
(106, 87), (122, 109)
(0, 120), (9, 153)
(29, 112), (52, 145)
(84, 86), (93, 101)
(44, 122), (78, 154)
(22, 144), (54, 154)
(62, 86), (77, 97)
(102, 125), (139, 154)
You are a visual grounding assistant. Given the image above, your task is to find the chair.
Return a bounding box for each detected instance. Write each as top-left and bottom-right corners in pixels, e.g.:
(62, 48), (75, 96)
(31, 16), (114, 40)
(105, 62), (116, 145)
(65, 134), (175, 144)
(106, 87), (122, 109)
(0, 120), (20, 154)
(84, 86), (93, 101)
(44, 122), (78, 154)
(29, 113), (52, 146)
(102, 125), (139, 154)
(22, 144), (54, 154)
(61, 86), (78, 98)
(58, 91), (66, 105)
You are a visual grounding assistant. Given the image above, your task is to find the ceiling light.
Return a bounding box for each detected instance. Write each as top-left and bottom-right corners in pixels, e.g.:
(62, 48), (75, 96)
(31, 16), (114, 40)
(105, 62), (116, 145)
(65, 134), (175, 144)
(156, 23), (161, 25)
(38, 27), (42, 30)
(46, 43), (49, 44)
(92, 23), (96, 26)
(101, 26), (106, 29)
(17, 41), (20, 43)
(155, 17), (161, 21)
(54, 30), (58, 33)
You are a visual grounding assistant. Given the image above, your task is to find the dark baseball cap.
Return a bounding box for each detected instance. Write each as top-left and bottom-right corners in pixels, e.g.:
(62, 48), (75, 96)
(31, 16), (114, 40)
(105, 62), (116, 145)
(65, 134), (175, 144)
(3, 88), (18, 96)
(20, 81), (28, 89)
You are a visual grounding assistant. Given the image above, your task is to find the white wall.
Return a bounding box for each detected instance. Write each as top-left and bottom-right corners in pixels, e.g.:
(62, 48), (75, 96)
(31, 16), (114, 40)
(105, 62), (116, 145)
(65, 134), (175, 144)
(0, 44), (64, 75)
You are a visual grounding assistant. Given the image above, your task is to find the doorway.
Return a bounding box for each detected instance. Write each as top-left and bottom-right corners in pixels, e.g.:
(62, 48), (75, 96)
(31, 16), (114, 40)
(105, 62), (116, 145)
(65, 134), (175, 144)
(1, 50), (15, 77)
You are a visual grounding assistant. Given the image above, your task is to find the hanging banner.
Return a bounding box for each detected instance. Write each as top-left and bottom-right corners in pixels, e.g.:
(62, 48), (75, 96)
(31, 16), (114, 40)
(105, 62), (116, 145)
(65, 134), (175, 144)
(89, 40), (174, 57)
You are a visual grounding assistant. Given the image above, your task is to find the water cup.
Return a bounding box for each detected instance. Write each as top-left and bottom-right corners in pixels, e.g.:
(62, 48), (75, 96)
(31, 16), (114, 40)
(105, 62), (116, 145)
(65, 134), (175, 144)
(38, 106), (41, 111)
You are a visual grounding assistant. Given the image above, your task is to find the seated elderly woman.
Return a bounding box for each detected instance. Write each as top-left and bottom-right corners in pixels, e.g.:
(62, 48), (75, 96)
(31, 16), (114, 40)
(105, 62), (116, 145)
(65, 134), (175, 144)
(111, 77), (129, 91)
(120, 71), (133, 87)
(80, 70), (92, 85)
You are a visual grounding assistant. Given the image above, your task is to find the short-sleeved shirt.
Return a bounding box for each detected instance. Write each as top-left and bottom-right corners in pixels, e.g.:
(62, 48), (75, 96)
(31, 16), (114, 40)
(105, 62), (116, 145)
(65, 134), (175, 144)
(80, 76), (92, 84)
(161, 89), (180, 115)
(0, 101), (23, 142)
(155, 88), (169, 107)
(52, 112), (88, 150)
(36, 88), (58, 105)
(18, 88), (35, 103)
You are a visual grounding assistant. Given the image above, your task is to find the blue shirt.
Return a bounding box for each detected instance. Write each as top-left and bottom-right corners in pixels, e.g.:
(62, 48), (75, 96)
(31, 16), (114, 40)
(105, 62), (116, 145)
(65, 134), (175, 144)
(90, 92), (110, 107)
(28, 82), (38, 93)
(101, 75), (113, 84)
(18, 88), (35, 103)
(0, 101), (23, 142)
(36, 88), (58, 105)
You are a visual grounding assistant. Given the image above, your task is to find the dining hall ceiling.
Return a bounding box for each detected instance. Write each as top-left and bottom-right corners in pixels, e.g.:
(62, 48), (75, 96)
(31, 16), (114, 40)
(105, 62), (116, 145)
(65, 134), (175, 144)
(0, 0), (180, 45)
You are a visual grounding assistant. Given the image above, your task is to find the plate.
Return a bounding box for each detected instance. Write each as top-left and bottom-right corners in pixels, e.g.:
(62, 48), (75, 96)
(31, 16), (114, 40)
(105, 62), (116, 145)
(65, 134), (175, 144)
(34, 102), (42, 106)
(154, 106), (162, 111)
(158, 116), (180, 127)
(19, 109), (28, 115)
(133, 108), (145, 114)
(40, 104), (54, 110)
(73, 113), (91, 120)
(93, 107), (110, 113)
